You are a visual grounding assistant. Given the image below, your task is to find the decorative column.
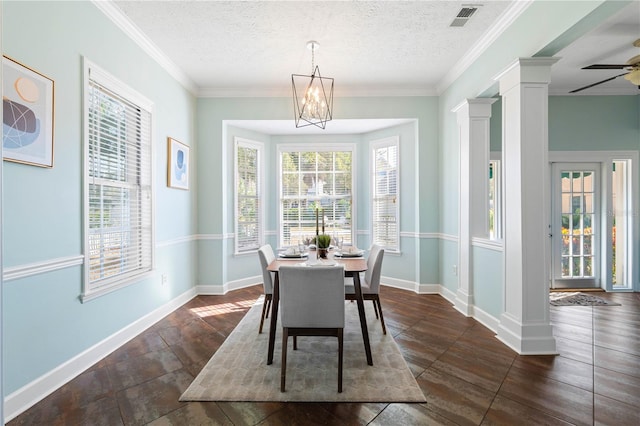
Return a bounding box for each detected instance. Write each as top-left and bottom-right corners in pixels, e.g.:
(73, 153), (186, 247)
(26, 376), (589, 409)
(452, 98), (496, 316)
(494, 58), (558, 354)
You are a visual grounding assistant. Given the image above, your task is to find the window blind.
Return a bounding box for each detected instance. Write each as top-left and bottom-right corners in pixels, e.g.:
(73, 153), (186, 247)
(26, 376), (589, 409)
(372, 139), (399, 250)
(235, 139), (262, 252)
(280, 149), (352, 247)
(85, 66), (153, 294)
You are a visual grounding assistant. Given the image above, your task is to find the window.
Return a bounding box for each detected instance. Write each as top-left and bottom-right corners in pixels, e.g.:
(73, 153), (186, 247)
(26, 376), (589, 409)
(83, 59), (153, 300)
(489, 159), (502, 240)
(279, 147), (353, 247)
(611, 159), (632, 289)
(235, 138), (263, 253)
(372, 137), (399, 251)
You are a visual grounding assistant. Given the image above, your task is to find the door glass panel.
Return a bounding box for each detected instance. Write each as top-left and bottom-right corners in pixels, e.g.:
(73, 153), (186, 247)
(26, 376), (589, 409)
(560, 169), (595, 280)
(584, 193), (593, 213)
(583, 235), (592, 255)
(561, 235), (570, 255)
(561, 172), (570, 191)
(573, 172), (583, 192)
(583, 172), (593, 192)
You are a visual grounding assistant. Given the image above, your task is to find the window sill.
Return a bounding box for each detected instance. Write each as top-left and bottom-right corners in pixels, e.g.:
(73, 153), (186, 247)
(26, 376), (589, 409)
(81, 270), (154, 303)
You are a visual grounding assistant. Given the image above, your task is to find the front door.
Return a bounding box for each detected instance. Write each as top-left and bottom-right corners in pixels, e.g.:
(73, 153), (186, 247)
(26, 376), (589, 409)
(551, 163), (600, 289)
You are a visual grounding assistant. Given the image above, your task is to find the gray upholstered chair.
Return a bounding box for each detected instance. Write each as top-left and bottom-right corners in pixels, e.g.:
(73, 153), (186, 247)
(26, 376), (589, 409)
(278, 265), (346, 393)
(257, 244), (276, 334)
(345, 244), (386, 334)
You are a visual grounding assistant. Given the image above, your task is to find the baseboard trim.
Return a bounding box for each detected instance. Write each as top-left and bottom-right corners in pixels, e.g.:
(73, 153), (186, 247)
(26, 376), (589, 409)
(197, 275), (261, 295)
(4, 288), (197, 422)
(5, 276), (504, 422)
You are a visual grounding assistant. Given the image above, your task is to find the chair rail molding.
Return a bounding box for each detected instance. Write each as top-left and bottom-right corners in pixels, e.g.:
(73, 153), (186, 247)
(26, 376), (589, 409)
(3, 255), (84, 282)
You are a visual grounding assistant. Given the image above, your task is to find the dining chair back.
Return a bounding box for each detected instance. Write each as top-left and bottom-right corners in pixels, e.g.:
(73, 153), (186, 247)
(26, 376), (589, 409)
(278, 264), (346, 392)
(364, 244), (384, 294)
(345, 244), (386, 334)
(257, 244), (276, 333)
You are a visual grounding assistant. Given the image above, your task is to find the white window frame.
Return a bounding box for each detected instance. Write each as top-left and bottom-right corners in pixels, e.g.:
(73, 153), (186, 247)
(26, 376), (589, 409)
(489, 152), (502, 240)
(234, 137), (264, 254)
(82, 58), (155, 302)
(277, 143), (356, 249)
(371, 136), (400, 252)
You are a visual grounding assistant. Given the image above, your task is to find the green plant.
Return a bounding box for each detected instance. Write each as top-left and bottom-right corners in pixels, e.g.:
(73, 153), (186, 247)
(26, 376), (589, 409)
(316, 234), (331, 249)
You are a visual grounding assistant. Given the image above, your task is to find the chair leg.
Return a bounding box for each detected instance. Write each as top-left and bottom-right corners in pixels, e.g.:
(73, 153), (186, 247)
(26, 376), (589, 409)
(376, 297), (387, 335)
(293, 335), (298, 350)
(259, 298), (268, 334)
(281, 328), (288, 392)
(337, 328), (343, 393)
(372, 299), (379, 319)
(265, 296), (271, 319)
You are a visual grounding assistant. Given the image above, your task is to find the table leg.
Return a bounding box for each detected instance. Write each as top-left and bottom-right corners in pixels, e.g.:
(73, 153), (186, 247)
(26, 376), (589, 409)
(353, 272), (373, 365)
(267, 273), (279, 365)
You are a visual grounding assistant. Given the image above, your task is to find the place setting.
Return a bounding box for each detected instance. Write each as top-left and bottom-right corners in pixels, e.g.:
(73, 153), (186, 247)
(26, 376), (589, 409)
(277, 244), (308, 259)
(332, 236), (364, 258)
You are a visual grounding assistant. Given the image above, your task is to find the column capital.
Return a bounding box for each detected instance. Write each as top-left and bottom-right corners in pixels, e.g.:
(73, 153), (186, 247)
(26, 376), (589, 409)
(494, 57), (560, 94)
(451, 97), (498, 116)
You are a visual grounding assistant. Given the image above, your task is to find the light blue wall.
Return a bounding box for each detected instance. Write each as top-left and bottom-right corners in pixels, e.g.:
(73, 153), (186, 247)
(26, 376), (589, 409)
(437, 0), (628, 296)
(4, 0), (638, 406)
(197, 97), (438, 291)
(550, 96), (640, 151)
(3, 1), (197, 394)
(472, 247), (504, 318)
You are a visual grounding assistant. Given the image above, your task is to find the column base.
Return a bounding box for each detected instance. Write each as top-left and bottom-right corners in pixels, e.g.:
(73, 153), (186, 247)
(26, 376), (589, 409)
(454, 288), (473, 317)
(496, 312), (558, 355)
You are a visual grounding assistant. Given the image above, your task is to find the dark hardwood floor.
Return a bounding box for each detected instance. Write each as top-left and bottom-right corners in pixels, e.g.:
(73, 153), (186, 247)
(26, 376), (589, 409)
(8, 286), (640, 425)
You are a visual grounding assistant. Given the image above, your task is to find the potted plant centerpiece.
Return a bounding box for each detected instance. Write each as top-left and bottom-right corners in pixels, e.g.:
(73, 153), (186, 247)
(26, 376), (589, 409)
(316, 234), (331, 259)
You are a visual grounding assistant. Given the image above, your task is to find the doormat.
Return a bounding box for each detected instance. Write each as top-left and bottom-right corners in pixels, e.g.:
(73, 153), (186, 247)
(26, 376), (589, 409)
(550, 292), (621, 306)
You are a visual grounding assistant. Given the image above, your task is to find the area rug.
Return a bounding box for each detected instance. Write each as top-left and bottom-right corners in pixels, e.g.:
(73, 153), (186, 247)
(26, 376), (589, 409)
(550, 292), (621, 306)
(180, 298), (426, 402)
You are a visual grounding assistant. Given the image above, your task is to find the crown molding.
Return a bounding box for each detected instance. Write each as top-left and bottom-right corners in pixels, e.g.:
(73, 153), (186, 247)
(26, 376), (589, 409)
(436, 0), (534, 94)
(198, 85), (438, 98)
(92, 0), (199, 95)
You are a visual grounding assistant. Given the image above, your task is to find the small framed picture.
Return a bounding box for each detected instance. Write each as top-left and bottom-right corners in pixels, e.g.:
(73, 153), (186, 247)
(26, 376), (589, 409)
(2, 55), (55, 168)
(167, 137), (190, 190)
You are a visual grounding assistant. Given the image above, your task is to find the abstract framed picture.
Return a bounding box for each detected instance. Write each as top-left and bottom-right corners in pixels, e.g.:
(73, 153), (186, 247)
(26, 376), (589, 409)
(167, 137), (190, 190)
(2, 55), (55, 168)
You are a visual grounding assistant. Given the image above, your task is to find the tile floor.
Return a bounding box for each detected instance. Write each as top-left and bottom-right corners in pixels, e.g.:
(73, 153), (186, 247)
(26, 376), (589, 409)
(8, 286), (640, 425)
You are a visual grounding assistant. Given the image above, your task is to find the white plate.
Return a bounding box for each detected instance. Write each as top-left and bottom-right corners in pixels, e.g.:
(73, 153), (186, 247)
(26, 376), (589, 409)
(335, 251), (364, 258)
(279, 253), (308, 258)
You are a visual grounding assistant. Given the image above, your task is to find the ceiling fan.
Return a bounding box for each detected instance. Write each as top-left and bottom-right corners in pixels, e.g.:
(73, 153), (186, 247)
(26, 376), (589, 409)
(569, 38), (640, 93)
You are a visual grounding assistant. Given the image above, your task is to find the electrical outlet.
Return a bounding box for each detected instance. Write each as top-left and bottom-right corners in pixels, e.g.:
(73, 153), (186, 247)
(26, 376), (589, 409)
(161, 273), (168, 286)
(452, 265), (458, 276)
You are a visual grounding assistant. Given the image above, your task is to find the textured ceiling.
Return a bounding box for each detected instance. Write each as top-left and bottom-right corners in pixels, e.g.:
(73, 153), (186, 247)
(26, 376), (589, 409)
(112, 0), (514, 96)
(108, 0), (640, 101)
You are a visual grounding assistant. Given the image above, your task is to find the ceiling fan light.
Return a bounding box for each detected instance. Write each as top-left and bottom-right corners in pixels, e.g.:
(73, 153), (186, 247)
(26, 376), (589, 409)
(624, 69), (640, 85)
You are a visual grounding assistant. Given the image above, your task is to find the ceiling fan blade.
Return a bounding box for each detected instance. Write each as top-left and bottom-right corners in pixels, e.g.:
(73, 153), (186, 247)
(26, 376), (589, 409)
(582, 64), (629, 70)
(569, 72), (629, 93)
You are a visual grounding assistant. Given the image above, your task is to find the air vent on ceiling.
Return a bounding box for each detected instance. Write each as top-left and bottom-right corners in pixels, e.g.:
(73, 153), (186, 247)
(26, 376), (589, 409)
(450, 6), (478, 27)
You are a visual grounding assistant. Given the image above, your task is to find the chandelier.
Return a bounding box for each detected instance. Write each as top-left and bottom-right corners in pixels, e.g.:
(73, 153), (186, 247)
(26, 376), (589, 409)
(291, 41), (334, 129)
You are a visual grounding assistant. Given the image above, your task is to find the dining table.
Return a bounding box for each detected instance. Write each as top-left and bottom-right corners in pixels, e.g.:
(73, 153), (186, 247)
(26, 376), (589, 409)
(266, 250), (373, 366)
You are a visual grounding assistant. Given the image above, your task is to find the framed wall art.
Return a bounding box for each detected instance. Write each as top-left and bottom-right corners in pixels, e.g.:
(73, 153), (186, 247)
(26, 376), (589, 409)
(2, 55), (55, 168)
(167, 137), (190, 190)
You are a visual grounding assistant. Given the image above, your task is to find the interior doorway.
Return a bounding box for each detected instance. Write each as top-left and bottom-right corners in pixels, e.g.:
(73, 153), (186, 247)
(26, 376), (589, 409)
(551, 163), (600, 289)
(550, 158), (635, 291)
